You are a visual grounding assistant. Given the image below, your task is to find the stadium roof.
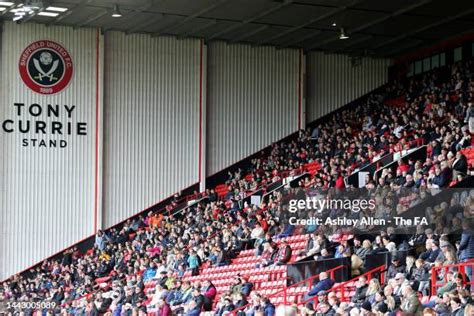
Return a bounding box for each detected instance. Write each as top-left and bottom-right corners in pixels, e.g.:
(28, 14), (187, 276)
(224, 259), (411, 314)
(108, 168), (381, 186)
(1, 0), (473, 57)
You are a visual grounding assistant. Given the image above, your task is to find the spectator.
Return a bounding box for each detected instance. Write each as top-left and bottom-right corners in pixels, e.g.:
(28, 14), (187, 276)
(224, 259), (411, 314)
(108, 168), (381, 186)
(305, 272), (335, 299)
(351, 276), (368, 306)
(256, 242), (274, 268)
(450, 297), (465, 316)
(420, 239), (441, 263)
(452, 152), (468, 177)
(274, 240), (292, 265)
(372, 291), (388, 314)
(262, 297), (276, 316)
(187, 250), (201, 276)
(355, 240), (372, 261)
(156, 297), (171, 316)
(437, 271), (456, 296)
(465, 102), (474, 133)
(387, 256), (406, 280)
(185, 288), (204, 316)
(410, 258), (430, 295)
(202, 280), (216, 311)
(318, 301), (335, 315)
(215, 296), (235, 316)
(458, 220), (474, 279)
(400, 285), (422, 315)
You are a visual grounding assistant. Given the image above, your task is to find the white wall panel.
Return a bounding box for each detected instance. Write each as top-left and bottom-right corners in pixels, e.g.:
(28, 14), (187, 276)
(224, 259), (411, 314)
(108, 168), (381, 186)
(307, 52), (390, 122)
(0, 22), (103, 280)
(207, 42), (300, 175)
(103, 32), (201, 227)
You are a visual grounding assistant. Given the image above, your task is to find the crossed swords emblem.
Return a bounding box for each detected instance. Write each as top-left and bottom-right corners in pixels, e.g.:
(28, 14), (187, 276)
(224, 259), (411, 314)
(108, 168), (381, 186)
(33, 58), (60, 82)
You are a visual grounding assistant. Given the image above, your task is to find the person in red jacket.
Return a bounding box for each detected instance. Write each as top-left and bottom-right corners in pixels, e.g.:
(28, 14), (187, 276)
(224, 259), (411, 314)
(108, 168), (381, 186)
(156, 297), (171, 316)
(335, 173), (345, 189)
(256, 214), (268, 232)
(202, 280), (217, 311)
(274, 240), (292, 266)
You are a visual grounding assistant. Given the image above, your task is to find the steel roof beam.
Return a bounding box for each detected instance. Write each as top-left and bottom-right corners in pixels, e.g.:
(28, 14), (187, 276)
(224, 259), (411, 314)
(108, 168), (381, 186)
(229, 25), (269, 43)
(154, 0), (229, 36)
(206, 0), (292, 41)
(370, 8), (474, 51)
(257, 0), (366, 46)
(180, 19), (217, 38)
(311, 0), (432, 49)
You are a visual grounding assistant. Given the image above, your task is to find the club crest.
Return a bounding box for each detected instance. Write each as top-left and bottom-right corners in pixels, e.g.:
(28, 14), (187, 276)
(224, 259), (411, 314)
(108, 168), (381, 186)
(19, 40), (73, 95)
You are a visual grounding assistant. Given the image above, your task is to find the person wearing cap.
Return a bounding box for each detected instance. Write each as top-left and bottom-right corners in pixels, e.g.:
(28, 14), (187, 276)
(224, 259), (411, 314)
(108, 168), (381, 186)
(437, 238), (455, 261)
(387, 255), (406, 280)
(240, 275), (253, 297)
(393, 273), (409, 297)
(315, 290), (328, 305)
(360, 300), (372, 315)
(305, 272), (334, 300)
(157, 270), (169, 289)
(424, 228), (436, 241)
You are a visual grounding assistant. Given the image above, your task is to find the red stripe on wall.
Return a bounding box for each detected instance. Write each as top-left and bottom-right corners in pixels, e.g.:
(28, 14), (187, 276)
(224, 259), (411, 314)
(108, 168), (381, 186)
(94, 28), (100, 234)
(198, 39), (204, 182)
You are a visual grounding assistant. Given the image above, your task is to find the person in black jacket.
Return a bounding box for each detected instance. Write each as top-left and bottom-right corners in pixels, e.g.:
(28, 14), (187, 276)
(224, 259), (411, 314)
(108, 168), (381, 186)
(193, 287), (205, 308)
(387, 256), (406, 280)
(215, 296), (235, 316)
(351, 276), (368, 306)
(410, 258), (430, 295)
(233, 293), (249, 310)
(419, 239), (441, 263)
(408, 225), (427, 249)
(452, 152), (468, 177)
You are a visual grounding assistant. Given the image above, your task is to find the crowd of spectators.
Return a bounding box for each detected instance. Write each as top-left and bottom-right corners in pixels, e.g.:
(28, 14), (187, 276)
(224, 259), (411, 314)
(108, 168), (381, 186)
(286, 190), (474, 315)
(0, 59), (473, 316)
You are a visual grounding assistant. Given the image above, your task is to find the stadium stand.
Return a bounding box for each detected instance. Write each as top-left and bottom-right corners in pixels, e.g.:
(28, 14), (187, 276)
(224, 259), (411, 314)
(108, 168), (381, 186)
(1, 58), (473, 315)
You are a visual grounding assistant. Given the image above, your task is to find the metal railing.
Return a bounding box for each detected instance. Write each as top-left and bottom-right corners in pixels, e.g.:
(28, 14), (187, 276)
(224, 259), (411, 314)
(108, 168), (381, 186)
(230, 265), (345, 315)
